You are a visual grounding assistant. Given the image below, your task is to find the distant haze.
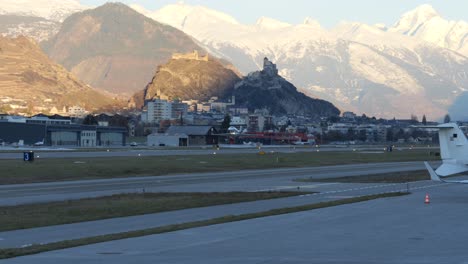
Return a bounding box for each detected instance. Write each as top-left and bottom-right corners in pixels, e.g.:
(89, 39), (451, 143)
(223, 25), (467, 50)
(79, 0), (467, 28)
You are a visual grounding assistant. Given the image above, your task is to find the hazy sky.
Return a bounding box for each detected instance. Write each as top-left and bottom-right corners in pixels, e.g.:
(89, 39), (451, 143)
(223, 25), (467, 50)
(79, 0), (467, 28)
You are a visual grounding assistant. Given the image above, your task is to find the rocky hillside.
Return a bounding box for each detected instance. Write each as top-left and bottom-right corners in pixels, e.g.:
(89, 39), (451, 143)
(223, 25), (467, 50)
(42, 2), (204, 95)
(234, 58), (340, 118)
(132, 53), (241, 109)
(0, 36), (117, 114)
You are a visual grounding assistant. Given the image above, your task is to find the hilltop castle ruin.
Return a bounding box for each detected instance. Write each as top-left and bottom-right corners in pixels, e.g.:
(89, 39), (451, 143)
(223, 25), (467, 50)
(172, 50), (209, 61)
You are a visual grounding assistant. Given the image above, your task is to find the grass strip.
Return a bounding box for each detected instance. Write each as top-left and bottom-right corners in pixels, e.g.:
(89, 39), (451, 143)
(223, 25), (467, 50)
(0, 192), (309, 232)
(295, 170), (430, 183)
(0, 192), (408, 259)
(0, 150), (438, 185)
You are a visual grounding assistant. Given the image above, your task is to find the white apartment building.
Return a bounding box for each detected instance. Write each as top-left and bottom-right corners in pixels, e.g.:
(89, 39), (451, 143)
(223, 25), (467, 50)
(327, 123), (355, 134)
(230, 116), (247, 127)
(146, 99), (172, 123)
(68, 106), (88, 118)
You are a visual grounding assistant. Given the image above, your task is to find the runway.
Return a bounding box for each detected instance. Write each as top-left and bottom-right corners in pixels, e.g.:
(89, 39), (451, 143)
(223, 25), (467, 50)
(0, 179), (442, 249)
(3, 182), (464, 263)
(0, 145), (434, 159)
(0, 161), (429, 205)
(0, 159), (450, 262)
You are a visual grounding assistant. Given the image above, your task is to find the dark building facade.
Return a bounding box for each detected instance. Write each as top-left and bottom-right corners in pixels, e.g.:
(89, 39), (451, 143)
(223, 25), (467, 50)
(0, 122), (126, 146)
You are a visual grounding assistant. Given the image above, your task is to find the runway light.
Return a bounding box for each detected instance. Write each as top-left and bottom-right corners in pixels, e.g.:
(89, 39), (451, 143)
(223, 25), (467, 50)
(316, 149), (320, 152)
(36, 156), (40, 158)
(138, 154), (141, 157)
(213, 152), (216, 155)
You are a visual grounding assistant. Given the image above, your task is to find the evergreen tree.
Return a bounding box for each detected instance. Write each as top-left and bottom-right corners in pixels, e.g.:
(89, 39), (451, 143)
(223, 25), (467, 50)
(220, 114), (231, 133)
(82, 114), (98, 125)
(410, 114), (419, 124)
(422, 115), (427, 125)
(444, 114), (451, 123)
(386, 128), (394, 142)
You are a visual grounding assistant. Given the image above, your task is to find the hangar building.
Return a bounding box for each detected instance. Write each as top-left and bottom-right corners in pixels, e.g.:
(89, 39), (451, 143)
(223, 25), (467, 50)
(0, 122), (126, 146)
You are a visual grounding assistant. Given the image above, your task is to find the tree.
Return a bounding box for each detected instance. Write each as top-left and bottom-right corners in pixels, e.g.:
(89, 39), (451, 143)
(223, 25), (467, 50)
(346, 128), (355, 141)
(410, 114), (419, 124)
(329, 116), (340, 123)
(220, 114), (231, 133)
(386, 128), (394, 142)
(109, 115), (128, 128)
(444, 114), (451, 123)
(422, 115), (427, 126)
(82, 114), (98, 125)
(357, 130), (367, 142)
(395, 128), (406, 141)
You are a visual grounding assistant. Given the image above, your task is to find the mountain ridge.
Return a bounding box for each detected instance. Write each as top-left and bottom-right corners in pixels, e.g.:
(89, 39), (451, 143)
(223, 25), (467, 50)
(143, 3), (468, 119)
(42, 2), (205, 96)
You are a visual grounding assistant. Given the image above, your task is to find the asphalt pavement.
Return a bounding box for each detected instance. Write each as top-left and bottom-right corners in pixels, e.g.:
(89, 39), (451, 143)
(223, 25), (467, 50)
(3, 181), (464, 263)
(0, 179), (442, 249)
(0, 162), (430, 205)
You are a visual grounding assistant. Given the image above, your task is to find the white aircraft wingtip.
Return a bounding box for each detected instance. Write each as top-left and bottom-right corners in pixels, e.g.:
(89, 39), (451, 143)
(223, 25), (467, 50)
(424, 162), (442, 182)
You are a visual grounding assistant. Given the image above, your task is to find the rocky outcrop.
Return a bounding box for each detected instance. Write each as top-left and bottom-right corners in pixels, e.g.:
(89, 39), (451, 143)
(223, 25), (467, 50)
(131, 54), (241, 109)
(234, 58), (340, 118)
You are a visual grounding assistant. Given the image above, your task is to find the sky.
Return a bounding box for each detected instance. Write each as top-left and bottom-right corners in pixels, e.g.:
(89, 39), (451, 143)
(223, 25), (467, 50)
(79, 0), (468, 28)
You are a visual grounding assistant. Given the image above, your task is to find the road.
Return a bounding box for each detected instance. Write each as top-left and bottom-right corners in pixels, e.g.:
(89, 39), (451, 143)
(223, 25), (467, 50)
(3, 182), (464, 263)
(0, 161), (430, 205)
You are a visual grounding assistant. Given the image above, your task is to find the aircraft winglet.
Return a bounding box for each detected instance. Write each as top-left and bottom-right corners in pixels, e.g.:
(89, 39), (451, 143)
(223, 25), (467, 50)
(424, 162), (442, 182)
(424, 161), (468, 184)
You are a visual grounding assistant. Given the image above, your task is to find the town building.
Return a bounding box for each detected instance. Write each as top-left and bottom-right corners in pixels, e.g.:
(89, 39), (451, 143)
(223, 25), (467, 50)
(0, 122), (126, 146)
(229, 107), (249, 115)
(146, 99), (172, 123)
(230, 116), (247, 128)
(342, 111), (357, 120)
(68, 106), (88, 118)
(171, 101), (189, 120)
(147, 133), (188, 147)
(165, 126), (218, 145)
(196, 103), (211, 113)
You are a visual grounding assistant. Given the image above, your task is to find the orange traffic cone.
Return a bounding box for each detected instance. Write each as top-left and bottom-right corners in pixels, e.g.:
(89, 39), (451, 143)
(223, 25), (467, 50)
(425, 194), (430, 204)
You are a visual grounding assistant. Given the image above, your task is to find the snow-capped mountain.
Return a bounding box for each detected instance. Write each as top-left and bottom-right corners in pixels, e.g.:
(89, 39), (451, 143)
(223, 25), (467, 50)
(388, 5), (468, 57)
(0, 0), (87, 22)
(0, 15), (61, 42)
(137, 3), (468, 119)
(0, 0), (88, 42)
